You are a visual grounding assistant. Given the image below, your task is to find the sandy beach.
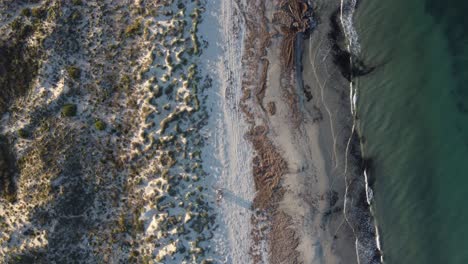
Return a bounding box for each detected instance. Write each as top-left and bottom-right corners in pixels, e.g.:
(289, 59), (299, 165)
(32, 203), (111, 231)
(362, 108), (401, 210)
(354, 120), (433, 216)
(198, 0), (256, 262)
(0, 0), (381, 262)
(220, 0), (381, 263)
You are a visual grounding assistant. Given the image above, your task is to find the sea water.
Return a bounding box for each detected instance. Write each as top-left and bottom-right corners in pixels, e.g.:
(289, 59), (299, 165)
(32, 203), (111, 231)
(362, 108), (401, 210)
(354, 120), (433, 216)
(355, 0), (468, 263)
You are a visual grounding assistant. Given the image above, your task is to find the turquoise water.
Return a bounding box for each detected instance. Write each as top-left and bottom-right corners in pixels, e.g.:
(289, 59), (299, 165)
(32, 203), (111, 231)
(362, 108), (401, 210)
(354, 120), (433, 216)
(355, 0), (468, 263)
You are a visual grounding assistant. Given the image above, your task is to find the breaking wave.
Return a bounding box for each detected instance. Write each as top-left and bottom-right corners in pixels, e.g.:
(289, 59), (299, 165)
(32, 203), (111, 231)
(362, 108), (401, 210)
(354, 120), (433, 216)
(340, 0), (384, 263)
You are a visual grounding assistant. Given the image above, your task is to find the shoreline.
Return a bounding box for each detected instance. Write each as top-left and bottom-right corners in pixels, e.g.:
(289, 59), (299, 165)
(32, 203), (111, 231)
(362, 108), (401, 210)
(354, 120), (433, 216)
(235, 0), (382, 263)
(236, 0), (353, 262)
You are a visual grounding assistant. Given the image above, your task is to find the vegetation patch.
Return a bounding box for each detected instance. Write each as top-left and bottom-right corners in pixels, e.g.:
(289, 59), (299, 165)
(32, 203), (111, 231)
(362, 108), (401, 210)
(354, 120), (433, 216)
(18, 129), (29, 139)
(61, 104), (77, 117)
(21, 8), (31, 17)
(0, 0), (219, 262)
(67, 66), (81, 80)
(0, 136), (17, 203)
(0, 35), (41, 113)
(31, 7), (46, 19)
(125, 19), (142, 37)
(120, 74), (131, 91)
(94, 119), (106, 131)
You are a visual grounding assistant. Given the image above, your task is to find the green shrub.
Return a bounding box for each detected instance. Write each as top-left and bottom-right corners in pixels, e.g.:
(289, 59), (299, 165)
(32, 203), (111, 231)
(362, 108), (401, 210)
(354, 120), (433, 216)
(118, 213), (127, 232)
(31, 8), (45, 19)
(18, 129), (29, 138)
(10, 19), (22, 31)
(133, 214), (144, 233)
(120, 74), (131, 90)
(4, 193), (17, 203)
(125, 19), (142, 37)
(72, 0), (82, 5)
(70, 11), (82, 21)
(19, 24), (34, 38)
(67, 66), (81, 80)
(94, 119), (106, 131)
(177, 3), (185, 9)
(141, 256), (151, 264)
(61, 104), (77, 117)
(21, 8), (31, 17)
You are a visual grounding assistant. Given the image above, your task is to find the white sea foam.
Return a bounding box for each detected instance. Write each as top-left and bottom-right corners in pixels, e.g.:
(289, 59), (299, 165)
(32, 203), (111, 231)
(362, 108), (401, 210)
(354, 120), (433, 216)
(364, 170), (373, 204)
(340, 0), (384, 263)
(340, 0), (361, 55)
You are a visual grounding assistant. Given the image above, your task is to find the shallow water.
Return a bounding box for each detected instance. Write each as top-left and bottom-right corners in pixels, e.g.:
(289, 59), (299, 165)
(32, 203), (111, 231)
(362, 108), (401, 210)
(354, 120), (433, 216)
(355, 0), (468, 263)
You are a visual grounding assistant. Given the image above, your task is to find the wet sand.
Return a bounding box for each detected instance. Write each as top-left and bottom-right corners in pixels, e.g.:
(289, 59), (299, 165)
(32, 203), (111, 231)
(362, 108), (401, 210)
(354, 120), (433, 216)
(234, 0), (369, 263)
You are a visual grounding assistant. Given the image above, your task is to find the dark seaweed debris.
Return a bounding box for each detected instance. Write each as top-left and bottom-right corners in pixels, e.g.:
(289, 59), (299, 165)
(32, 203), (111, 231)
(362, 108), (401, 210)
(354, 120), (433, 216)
(343, 91), (381, 264)
(328, 9), (374, 81)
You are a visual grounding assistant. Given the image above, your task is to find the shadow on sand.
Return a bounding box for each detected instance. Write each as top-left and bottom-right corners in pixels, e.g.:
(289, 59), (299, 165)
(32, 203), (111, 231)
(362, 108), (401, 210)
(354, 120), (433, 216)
(220, 188), (252, 210)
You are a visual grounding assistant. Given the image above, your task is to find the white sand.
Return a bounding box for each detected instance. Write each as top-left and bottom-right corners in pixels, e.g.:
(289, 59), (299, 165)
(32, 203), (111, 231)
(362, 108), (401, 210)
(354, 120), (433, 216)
(253, 1), (360, 263)
(198, 0), (255, 263)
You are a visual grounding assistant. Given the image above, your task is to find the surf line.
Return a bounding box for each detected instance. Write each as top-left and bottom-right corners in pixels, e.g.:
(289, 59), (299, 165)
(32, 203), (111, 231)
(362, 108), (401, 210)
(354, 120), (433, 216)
(340, 0), (384, 263)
